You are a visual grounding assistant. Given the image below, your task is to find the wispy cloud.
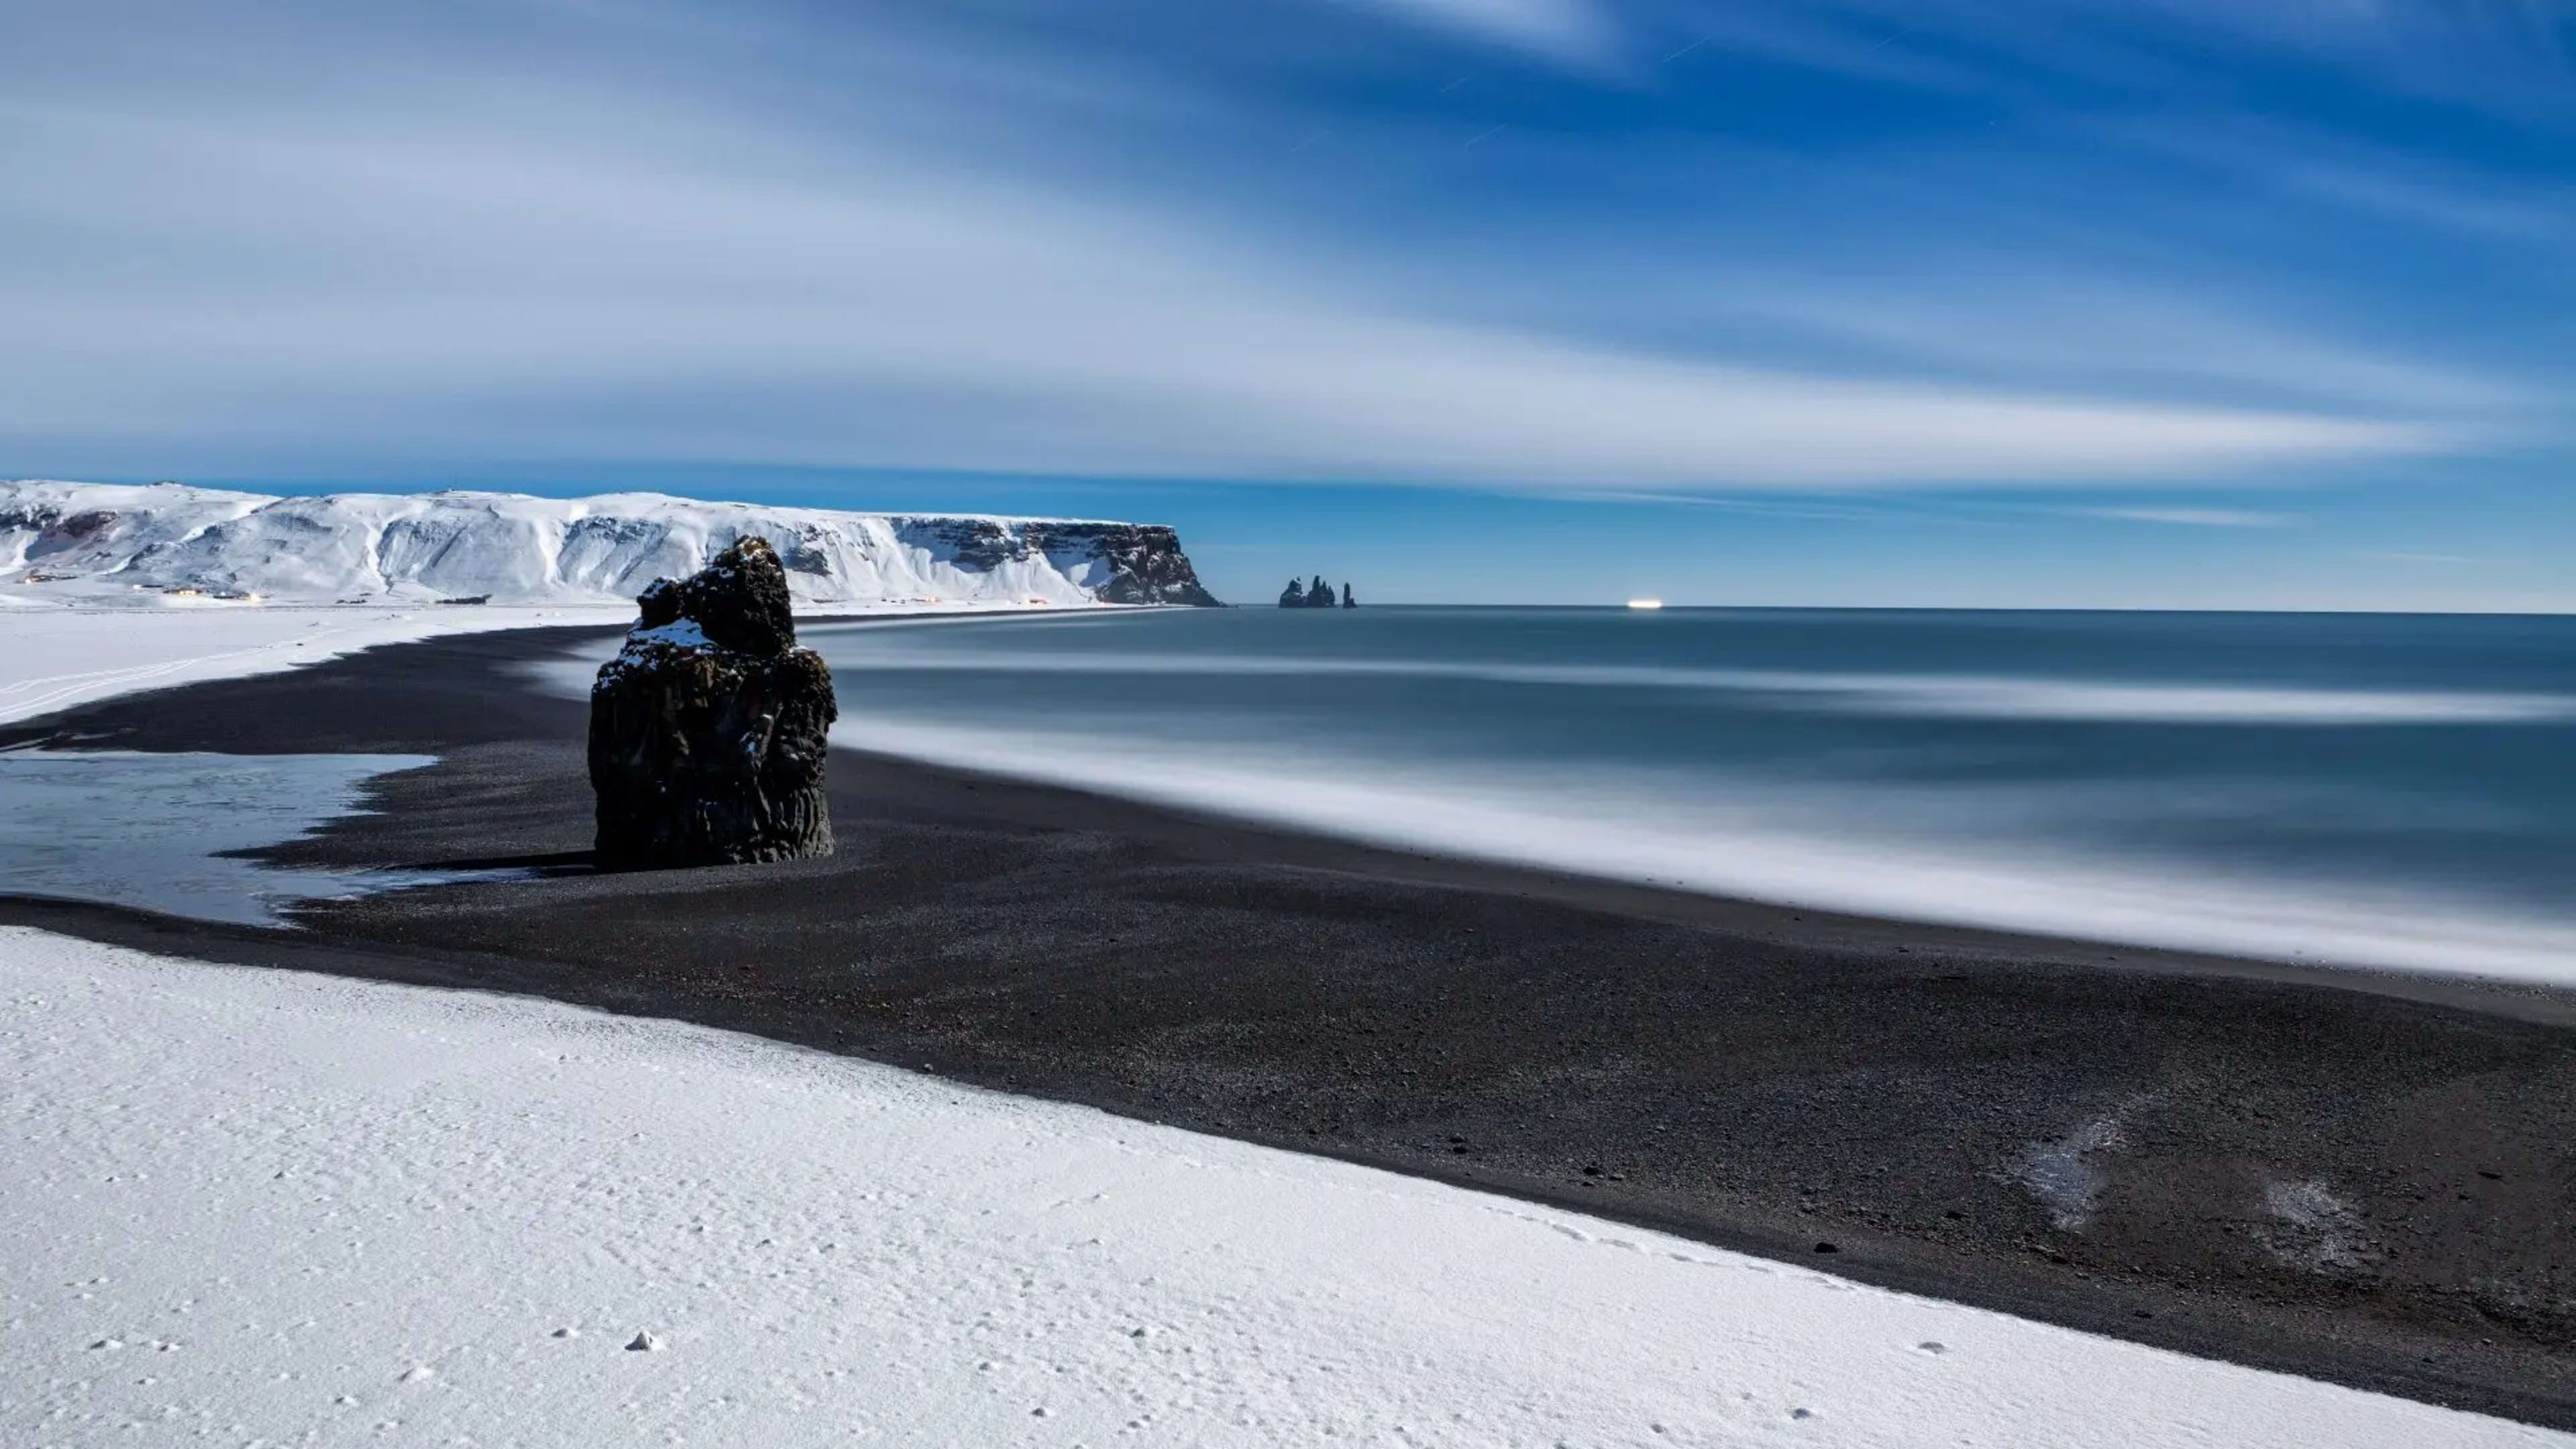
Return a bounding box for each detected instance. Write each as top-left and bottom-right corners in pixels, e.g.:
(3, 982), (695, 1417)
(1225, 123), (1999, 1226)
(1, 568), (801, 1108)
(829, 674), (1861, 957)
(1655, 269), (2522, 419)
(1346, 0), (1620, 64)
(2090, 112), (2576, 250)
(1688, 0), (2576, 109)
(0, 0), (2548, 497)
(2074, 507), (2295, 528)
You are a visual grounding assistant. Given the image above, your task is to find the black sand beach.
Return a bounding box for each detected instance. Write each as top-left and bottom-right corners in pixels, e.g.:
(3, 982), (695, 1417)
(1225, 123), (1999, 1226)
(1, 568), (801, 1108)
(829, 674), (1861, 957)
(4, 623), (2573, 1428)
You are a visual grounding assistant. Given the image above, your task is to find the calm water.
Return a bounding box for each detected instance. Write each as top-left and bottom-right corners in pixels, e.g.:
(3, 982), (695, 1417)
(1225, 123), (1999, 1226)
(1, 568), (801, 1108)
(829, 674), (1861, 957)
(804, 607), (2576, 981)
(0, 749), (464, 925)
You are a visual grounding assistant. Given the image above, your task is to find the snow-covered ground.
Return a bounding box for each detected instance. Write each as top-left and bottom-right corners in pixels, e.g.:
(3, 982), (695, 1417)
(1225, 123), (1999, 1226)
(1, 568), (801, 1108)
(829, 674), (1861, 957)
(2, 928), (2557, 1449)
(0, 598), (1096, 730)
(0, 605), (633, 729)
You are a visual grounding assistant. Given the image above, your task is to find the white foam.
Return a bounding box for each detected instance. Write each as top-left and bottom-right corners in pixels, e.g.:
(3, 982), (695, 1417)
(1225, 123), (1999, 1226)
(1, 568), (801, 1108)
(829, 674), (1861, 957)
(826, 715), (2576, 983)
(806, 637), (2576, 726)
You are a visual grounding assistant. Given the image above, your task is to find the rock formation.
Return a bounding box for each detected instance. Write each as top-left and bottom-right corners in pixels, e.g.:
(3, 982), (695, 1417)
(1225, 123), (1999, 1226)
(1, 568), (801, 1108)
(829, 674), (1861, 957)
(588, 537), (839, 869)
(915, 519), (1222, 606)
(1279, 574), (1356, 608)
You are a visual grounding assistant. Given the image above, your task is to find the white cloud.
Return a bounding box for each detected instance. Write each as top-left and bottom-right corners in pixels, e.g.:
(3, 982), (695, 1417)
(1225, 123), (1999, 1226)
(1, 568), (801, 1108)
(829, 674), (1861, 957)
(1340, 0), (1620, 64)
(2075, 508), (2295, 527)
(0, 3), (2472, 492)
(1741, 0), (2576, 107)
(1686, 271), (2522, 419)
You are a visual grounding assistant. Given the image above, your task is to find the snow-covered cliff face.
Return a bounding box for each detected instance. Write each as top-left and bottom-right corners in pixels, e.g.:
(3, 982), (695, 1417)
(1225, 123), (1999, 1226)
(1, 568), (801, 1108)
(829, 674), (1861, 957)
(0, 482), (1220, 608)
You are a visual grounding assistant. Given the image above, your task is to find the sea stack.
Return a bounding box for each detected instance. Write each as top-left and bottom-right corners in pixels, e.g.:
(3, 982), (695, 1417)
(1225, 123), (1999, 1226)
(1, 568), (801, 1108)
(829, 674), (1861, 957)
(587, 537), (839, 869)
(1279, 574), (1355, 609)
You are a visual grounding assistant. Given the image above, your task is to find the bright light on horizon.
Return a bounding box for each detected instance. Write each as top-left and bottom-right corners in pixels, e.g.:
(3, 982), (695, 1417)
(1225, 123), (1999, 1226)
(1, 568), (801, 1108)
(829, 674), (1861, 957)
(1626, 598), (1664, 610)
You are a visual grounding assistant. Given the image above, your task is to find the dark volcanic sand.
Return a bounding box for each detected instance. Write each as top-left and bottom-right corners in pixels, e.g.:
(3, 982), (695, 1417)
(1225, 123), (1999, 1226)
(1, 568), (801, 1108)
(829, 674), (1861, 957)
(4, 623), (2573, 1428)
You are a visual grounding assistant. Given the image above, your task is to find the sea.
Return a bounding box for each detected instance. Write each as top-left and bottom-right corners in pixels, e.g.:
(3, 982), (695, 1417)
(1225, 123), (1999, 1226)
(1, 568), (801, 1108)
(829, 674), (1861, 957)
(805, 606), (2576, 983)
(0, 750), (452, 925)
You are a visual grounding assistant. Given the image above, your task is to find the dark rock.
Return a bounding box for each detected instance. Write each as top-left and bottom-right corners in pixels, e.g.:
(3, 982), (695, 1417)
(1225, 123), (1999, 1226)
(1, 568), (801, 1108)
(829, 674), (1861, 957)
(2, 504), (122, 561)
(635, 577), (682, 630)
(901, 519), (1219, 605)
(674, 536), (797, 654)
(42, 510), (119, 555)
(1279, 574), (1355, 608)
(588, 537), (839, 869)
(1083, 524), (1220, 606)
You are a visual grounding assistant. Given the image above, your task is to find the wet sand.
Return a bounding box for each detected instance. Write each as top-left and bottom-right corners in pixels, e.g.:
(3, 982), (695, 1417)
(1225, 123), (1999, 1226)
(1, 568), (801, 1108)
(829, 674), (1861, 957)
(3, 623), (2573, 1428)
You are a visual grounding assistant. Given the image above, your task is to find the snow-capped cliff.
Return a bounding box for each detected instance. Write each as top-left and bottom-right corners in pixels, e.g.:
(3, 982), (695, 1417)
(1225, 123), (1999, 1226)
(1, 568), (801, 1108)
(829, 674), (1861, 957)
(0, 482), (1220, 609)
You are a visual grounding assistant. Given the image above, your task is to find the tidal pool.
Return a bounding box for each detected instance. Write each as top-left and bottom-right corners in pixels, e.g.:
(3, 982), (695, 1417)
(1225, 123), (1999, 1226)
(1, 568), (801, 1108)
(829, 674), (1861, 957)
(0, 749), (490, 926)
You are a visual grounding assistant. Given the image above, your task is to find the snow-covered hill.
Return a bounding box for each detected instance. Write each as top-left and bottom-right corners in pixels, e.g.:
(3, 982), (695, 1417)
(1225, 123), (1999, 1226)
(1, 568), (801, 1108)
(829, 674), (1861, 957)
(0, 481), (1219, 608)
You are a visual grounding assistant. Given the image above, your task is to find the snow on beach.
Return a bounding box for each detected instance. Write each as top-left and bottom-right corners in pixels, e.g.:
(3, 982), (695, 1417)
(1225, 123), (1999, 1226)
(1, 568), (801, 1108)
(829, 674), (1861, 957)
(0, 597), (1089, 731)
(3, 927), (2559, 1449)
(0, 605), (631, 729)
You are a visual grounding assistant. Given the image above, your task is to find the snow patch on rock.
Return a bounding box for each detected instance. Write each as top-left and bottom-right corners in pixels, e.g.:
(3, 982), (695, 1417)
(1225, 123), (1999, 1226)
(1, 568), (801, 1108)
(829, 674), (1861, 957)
(2004, 1103), (2147, 1232)
(2261, 1179), (2382, 1275)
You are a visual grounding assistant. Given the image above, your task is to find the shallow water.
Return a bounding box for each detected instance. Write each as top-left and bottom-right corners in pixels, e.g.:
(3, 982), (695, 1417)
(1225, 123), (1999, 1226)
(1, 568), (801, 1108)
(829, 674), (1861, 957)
(801, 607), (2576, 982)
(0, 749), (464, 925)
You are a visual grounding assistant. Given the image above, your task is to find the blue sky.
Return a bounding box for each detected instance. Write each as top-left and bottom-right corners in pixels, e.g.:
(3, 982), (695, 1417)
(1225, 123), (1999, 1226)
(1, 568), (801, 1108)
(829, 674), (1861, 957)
(3, 0), (2569, 608)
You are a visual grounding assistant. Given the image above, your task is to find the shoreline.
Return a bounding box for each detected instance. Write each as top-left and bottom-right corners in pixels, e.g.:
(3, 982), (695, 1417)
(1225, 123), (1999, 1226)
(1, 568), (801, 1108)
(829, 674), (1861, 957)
(4, 621), (2575, 1428)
